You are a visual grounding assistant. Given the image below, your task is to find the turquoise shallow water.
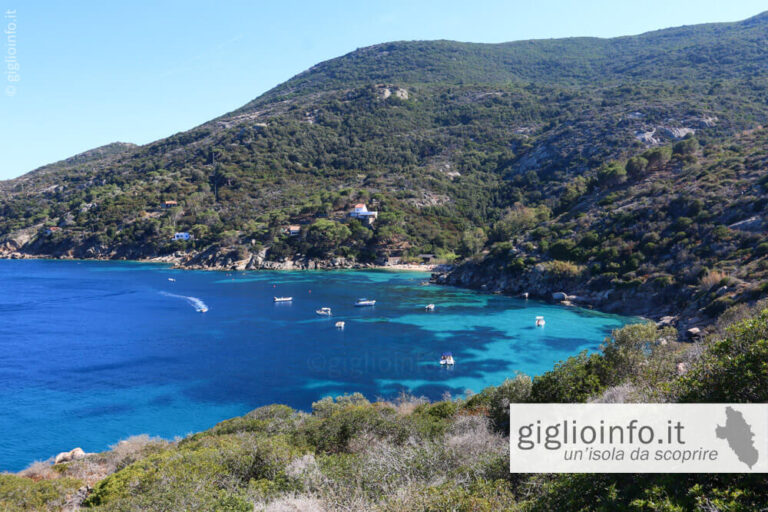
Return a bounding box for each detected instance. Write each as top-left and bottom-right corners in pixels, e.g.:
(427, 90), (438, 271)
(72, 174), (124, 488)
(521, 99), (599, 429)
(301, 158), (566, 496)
(0, 260), (635, 471)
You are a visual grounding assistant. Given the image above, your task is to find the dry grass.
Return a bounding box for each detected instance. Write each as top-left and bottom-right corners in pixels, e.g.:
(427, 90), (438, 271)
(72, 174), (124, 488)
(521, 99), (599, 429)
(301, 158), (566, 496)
(590, 382), (640, 403)
(699, 269), (728, 290)
(18, 460), (57, 481)
(255, 494), (327, 512)
(107, 434), (167, 470)
(388, 391), (428, 416)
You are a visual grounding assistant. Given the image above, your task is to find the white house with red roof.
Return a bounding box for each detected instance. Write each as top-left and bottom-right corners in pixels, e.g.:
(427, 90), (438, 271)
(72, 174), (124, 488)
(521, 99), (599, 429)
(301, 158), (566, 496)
(349, 203), (378, 225)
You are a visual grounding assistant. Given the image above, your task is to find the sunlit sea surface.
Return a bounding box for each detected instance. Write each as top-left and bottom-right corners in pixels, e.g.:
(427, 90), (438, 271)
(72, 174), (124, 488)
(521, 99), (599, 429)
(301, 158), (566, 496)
(0, 260), (635, 470)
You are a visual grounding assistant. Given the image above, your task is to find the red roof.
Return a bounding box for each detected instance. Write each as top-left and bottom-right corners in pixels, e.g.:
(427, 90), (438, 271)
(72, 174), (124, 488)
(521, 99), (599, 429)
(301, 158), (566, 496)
(354, 203), (366, 208)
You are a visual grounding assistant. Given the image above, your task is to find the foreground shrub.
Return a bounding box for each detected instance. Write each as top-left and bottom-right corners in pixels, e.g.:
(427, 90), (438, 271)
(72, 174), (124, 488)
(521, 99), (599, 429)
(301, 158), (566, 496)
(487, 374), (532, 432)
(0, 474), (82, 512)
(674, 309), (768, 402)
(530, 351), (606, 403)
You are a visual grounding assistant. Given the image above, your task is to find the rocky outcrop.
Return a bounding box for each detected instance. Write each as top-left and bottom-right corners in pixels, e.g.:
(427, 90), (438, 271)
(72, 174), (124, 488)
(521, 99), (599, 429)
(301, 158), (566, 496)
(54, 447), (86, 465)
(433, 258), (701, 327)
(177, 245), (376, 271)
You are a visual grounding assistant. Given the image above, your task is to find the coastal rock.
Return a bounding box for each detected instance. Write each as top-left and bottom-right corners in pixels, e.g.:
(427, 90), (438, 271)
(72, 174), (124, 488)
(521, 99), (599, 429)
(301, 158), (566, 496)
(657, 315), (677, 327)
(54, 447), (87, 465)
(552, 291), (569, 301)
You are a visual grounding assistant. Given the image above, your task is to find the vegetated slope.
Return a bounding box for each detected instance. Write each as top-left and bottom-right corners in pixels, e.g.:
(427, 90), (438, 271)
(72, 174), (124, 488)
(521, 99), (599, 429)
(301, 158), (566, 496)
(0, 13), (767, 321)
(2, 302), (767, 511)
(442, 128), (768, 326)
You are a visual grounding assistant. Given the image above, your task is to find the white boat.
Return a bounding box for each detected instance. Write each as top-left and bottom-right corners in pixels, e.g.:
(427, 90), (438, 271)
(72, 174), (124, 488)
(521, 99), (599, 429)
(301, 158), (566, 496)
(440, 352), (455, 365)
(335, 321), (345, 329)
(536, 316), (545, 327)
(316, 307), (332, 316)
(354, 298), (376, 307)
(168, 278), (175, 282)
(273, 296), (293, 302)
(425, 304), (435, 311)
(199, 307), (208, 313)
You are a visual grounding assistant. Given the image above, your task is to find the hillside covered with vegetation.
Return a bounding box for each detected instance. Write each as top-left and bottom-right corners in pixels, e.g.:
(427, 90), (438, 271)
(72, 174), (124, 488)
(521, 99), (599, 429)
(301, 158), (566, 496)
(2, 300), (766, 511)
(0, 12), (767, 324)
(2, 12), (768, 510)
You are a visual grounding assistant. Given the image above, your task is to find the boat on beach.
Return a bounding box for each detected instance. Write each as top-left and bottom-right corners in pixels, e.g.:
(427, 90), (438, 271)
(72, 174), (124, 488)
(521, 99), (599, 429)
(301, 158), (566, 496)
(354, 298), (376, 307)
(316, 307), (332, 316)
(273, 296), (293, 302)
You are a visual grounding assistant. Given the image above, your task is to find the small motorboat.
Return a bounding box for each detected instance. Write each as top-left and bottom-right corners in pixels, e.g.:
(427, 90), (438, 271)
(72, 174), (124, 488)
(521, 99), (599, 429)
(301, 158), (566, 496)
(199, 307), (208, 313)
(425, 304), (435, 311)
(316, 307), (332, 316)
(335, 321), (345, 329)
(273, 296), (293, 303)
(354, 298), (376, 307)
(168, 278), (176, 282)
(536, 316), (545, 327)
(440, 352), (455, 365)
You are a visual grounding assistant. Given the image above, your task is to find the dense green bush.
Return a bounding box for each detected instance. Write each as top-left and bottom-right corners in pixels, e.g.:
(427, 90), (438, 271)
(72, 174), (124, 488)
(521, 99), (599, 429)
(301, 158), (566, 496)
(530, 351), (606, 403)
(674, 309), (768, 402)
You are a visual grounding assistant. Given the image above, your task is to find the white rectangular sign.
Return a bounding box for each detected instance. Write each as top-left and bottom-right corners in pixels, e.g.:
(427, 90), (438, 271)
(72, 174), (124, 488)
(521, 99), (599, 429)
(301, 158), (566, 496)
(509, 404), (768, 473)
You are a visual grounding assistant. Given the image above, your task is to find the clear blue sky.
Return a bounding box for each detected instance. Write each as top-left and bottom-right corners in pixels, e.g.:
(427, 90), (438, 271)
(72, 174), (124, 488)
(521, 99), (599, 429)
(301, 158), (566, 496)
(0, 0), (765, 179)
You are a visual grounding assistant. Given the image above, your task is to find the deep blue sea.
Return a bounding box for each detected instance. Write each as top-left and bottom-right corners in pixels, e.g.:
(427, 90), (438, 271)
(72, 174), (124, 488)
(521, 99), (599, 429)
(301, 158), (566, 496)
(0, 260), (635, 471)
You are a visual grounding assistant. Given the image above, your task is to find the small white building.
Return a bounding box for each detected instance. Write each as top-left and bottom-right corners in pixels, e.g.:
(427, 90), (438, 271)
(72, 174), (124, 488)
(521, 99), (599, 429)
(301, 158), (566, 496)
(283, 225), (301, 236)
(349, 203), (378, 225)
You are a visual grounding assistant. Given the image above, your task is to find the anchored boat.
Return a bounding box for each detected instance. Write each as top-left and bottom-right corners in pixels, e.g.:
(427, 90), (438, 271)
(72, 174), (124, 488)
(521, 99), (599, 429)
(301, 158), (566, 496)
(273, 296), (293, 303)
(440, 352), (455, 365)
(536, 316), (545, 327)
(335, 321), (345, 329)
(354, 298), (376, 307)
(425, 304), (435, 311)
(316, 307), (332, 316)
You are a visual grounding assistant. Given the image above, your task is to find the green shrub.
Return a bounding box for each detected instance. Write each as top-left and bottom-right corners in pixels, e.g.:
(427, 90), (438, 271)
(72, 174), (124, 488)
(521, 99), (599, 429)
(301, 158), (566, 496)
(530, 351), (606, 403)
(674, 309), (768, 402)
(0, 474), (82, 512)
(487, 374), (532, 432)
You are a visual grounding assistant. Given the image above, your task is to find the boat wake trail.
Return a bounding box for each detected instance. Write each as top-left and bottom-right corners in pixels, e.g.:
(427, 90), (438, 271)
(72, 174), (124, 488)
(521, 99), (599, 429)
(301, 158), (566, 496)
(160, 292), (209, 312)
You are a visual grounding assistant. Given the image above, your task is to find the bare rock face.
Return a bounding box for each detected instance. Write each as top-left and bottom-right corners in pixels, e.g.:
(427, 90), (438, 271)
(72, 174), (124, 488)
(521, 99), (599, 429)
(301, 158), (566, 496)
(728, 216), (764, 232)
(658, 126), (695, 139)
(657, 315), (677, 327)
(54, 447), (87, 465)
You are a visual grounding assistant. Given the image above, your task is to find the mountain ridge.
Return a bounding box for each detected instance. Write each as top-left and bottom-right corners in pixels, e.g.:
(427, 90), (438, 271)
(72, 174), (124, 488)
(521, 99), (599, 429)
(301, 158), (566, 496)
(1, 12), (767, 327)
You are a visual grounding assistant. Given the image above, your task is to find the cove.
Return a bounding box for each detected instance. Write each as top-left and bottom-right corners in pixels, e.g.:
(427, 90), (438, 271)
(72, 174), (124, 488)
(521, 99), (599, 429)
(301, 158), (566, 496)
(0, 260), (636, 471)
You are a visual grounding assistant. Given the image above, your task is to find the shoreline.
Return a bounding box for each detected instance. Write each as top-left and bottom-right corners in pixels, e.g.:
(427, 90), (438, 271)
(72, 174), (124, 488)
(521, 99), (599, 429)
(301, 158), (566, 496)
(0, 252), (444, 273)
(0, 252), (663, 322)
